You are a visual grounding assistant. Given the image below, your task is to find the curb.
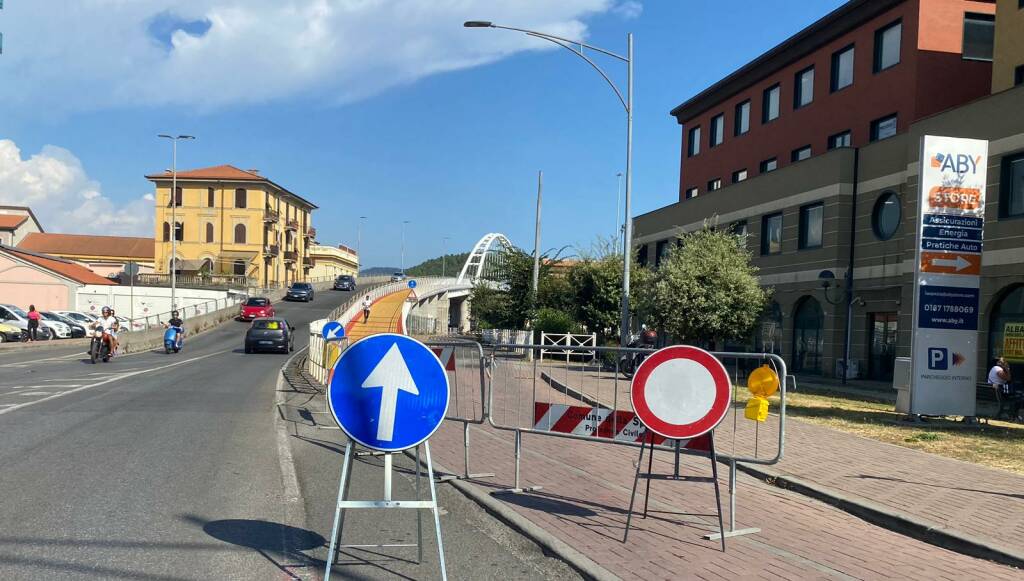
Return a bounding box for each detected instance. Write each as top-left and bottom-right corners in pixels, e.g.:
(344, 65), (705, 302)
(401, 449), (621, 581)
(542, 367), (1024, 570)
(733, 462), (1024, 570)
(0, 338), (91, 352)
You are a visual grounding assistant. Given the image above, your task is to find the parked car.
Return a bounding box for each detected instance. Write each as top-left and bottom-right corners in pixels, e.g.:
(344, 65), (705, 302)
(55, 310), (98, 327)
(238, 297), (275, 321)
(0, 322), (26, 343)
(244, 318), (295, 353)
(285, 282), (315, 302)
(41, 312), (87, 338)
(115, 315), (133, 333)
(0, 304), (53, 340)
(390, 272), (406, 282)
(334, 275), (356, 291)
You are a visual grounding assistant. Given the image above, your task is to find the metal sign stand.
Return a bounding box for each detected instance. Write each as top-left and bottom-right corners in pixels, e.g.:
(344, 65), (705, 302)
(623, 431), (726, 551)
(324, 440), (447, 581)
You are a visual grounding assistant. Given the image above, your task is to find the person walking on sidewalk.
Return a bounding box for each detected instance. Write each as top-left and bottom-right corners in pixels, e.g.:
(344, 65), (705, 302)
(989, 357), (1021, 419)
(361, 295), (372, 324)
(26, 305), (40, 342)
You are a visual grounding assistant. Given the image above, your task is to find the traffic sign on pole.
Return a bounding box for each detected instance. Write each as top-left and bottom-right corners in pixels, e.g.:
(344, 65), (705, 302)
(321, 321), (345, 341)
(408, 279), (417, 289)
(630, 345), (731, 440)
(328, 333), (449, 452)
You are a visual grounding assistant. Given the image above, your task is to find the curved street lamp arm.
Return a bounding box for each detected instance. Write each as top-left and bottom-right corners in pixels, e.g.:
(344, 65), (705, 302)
(490, 24), (628, 62)
(523, 32), (628, 112)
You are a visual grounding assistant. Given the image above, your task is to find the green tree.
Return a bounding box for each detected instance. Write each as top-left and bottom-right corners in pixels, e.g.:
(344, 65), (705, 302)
(633, 228), (769, 345)
(565, 254), (623, 341)
(468, 246), (567, 329)
(406, 252), (471, 277)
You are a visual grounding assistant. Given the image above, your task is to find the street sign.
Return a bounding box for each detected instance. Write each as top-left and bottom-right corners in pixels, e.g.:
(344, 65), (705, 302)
(322, 320), (345, 340)
(910, 135), (988, 416)
(630, 345), (731, 440)
(328, 333), (449, 452)
(408, 279), (417, 289)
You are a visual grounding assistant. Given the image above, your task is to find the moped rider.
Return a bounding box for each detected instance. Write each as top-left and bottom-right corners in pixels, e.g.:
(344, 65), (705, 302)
(165, 310), (185, 348)
(92, 306), (120, 356)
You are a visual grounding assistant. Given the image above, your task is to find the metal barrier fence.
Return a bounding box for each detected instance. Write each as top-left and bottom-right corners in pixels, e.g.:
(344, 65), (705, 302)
(483, 342), (787, 539)
(539, 332), (597, 361)
(127, 295), (246, 332)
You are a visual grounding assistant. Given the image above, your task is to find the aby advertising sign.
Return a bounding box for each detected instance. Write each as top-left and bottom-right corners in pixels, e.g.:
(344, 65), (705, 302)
(910, 135), (988, 416)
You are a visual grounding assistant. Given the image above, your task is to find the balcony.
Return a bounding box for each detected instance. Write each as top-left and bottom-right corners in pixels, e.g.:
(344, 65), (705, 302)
(285, 219), (299, 231)
(137, 273), (253, 291)
(305, 227), (316, 239)
(283, 250), (298, 262)
(263, 209), (280, 223)
(302, 256), (313, 268)
(264, 244), (279, 258)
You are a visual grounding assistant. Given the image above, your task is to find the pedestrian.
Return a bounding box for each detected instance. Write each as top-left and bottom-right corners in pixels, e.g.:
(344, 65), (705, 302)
(989, 357), (1021, 420)
(362, 295), (372, 324)
(26, 304), (40, 342)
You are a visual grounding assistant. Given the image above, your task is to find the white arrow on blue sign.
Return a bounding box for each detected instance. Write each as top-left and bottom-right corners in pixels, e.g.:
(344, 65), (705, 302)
(408, 279), (417, 289)
(328, 333), (449, 452)
(321, 321), (345, 340)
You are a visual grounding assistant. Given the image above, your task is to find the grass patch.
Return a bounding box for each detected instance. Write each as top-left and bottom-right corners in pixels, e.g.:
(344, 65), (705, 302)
(768, 389), (1024, 475)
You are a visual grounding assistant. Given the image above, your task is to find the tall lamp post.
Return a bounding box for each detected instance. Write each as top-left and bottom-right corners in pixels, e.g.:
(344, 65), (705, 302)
(401, 220), (411, 275)
(464, 21), (634, 346)
(157, 134), (195, 310)
(357, 215), (367, 268)
(615, 171), (623, 254)
(442, 236), (451, 278)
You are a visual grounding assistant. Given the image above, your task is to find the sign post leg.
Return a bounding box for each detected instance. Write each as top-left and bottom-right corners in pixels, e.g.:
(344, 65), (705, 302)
(709, 432), (726, 552)
(424, 441), (449, 581)
(416, 444), (424, 565)
(623, 435), (648, 542)
(324, 441), (354, 580)
(642, 435), (655, 519)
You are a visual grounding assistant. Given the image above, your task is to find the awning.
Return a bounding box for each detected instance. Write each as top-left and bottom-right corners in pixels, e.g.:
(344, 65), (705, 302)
(176, 259), (208, 272)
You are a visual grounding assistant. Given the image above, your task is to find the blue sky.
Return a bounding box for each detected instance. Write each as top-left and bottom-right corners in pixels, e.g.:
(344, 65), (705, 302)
(0, 0), (845, 269)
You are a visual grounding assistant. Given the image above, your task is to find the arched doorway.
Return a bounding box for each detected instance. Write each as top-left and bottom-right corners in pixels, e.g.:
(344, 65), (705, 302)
(792, 296), (824, 374)
(756, 301), (783, 355)
(988, 284), (1024, 379)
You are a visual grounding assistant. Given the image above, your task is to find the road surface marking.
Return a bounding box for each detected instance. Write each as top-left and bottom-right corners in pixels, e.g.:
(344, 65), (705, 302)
(0, 349), (231, 417)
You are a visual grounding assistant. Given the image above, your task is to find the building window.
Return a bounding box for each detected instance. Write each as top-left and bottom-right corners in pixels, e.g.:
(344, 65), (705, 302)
(685, 187), (699, 199)
(831, 45), (855, 92)
(874, 20), (901, 72)
(162, 222), (170, 242)
(687, 126), (701, 157)
(174, 222), (184, 242)
(655, 239), (670, 267)
(962, 13), (995, 61)
(207, 188), (215, 208)
(637, 244), (649, 267)
(762, 84), (780, 123)
(708, 178), (722, 192)
(205, 222), (215, 243)
(233, 259), (246, 276)
(234, 223), (246, 244)
(235, 188), (247, 208)
(732, 169), (748, 183)
(799, 202), (824, 249)
(1016, 65), (1024, 87)
(872, 191), (902, 240)
(791, 145), (812, 162)
(734, 100), (750, 136)
(1000, 153), (1024, 218)
(870, 114), (898, 141)
(170, 187), (183, 207)
(710, 114), (725, 147)
(794, 66), (814, 108)
(729, 220), (748, 238)
(828, 130), (852, 149)
(760, 158), (778, 173)
(761, 213), (783, 255)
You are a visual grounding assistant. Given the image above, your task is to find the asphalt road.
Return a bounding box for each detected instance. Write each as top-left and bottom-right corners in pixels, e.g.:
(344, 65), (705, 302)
(0, 288), (580, 580)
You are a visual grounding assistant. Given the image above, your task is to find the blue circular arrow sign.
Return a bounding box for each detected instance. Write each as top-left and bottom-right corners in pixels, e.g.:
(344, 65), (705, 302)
(328, 333), (449, 452)
(322, 321), (345, 340)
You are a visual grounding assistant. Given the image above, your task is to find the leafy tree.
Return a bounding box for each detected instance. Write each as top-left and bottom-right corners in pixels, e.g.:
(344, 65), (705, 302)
(468, 246), (567, 329)
(534, 308), (576, 335)
(633, 228), (769, 345)
(565, 254), (623, 341)
(406, 252), (471, 277)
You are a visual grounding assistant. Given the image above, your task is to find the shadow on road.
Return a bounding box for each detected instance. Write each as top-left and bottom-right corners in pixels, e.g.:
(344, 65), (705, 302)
(182, 514), (325, 580)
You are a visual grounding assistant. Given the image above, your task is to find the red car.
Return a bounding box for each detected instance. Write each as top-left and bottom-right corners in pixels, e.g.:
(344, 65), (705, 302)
(238, 297), (275, 321)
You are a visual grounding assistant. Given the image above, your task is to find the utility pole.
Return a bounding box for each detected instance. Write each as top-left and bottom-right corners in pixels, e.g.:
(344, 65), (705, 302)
(158, 134), (195, 311)
(442, 236), (450, 278)
(532, 170), (543, 298)
(401, 220), (411, 275)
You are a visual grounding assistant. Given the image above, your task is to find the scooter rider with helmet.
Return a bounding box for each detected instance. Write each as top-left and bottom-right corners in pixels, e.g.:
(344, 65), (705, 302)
(93, 306), (120, 356)
(165, 310), (185, 349)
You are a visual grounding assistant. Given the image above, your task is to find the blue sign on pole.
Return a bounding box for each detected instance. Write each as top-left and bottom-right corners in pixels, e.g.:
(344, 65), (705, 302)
(917, 285), (980, 331)
(408, 279), (417, 289)
(322, 321), (345, 340)
(328, 333), (449, 452)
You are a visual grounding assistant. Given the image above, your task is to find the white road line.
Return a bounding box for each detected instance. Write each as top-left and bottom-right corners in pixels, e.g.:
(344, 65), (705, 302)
(3, 384), (83, 389)
(0, 349), (231, 417)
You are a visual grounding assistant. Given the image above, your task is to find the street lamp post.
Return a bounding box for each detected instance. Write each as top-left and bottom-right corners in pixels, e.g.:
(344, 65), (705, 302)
(532, 170), (543, 299)
(615, 171), (623, 254)
(157, 134), (195, 311)
(357, 216), (367, 264)
(464, 21), (634, 346)
(401, 220), (411, 275)
(442, 236), (451, 278)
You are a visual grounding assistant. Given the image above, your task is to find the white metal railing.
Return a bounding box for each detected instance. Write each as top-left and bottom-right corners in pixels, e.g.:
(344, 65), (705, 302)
(126, 295), (246, 332)
(540, 332), (597, 360)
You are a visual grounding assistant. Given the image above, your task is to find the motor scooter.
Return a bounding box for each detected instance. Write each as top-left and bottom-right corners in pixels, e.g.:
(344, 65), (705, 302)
(619, 328), (658, 379)
(164, 325), (183, 354)
(89, 326), (112, 363)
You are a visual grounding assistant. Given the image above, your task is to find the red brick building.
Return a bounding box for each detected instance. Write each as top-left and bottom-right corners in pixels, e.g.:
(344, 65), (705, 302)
(673, 0), (997, 201)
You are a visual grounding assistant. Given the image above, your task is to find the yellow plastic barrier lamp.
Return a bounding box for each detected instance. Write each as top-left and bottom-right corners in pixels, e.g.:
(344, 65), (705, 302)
(744, 364), (780, 422)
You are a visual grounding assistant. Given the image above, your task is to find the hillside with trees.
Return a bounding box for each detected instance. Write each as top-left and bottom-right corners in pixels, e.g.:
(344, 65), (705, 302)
(406, 253), (471, 277)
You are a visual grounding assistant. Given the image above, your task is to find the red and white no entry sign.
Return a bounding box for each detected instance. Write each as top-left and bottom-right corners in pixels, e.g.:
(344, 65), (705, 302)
(630, 345), (731, 440)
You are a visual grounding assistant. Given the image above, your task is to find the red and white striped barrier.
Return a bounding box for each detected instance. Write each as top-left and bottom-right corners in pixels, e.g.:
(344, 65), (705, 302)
(430, 346), (456, 371)
(533, 403), (709, 451)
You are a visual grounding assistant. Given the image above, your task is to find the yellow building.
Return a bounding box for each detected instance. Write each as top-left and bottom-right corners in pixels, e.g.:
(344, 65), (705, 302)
(146, 165), (317, 288)
(992, 0), (1024, 93)
(309, 244), (360, 280)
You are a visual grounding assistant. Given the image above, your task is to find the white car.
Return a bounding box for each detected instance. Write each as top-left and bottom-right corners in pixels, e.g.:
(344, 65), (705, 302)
(55, 310), (98, 326)
(0, 304), (54, 340)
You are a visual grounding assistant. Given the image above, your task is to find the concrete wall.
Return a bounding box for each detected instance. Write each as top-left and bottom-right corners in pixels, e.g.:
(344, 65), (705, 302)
(77, 285), (235, 321)
(0, 253), (78, 311)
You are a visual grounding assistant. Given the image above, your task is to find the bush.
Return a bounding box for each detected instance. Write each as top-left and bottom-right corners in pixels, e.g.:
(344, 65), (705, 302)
(534, 308), (575, 335)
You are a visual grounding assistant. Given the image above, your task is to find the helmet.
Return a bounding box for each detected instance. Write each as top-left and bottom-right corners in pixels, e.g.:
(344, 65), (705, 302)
(101, 306), (112, 315)
(171, 310), (179, 317)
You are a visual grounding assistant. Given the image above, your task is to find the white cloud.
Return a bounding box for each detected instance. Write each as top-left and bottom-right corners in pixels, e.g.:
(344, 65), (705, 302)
(611, 1), (643, 19)
(0, 0), (627, 112)
(0, 140), (154, 237)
